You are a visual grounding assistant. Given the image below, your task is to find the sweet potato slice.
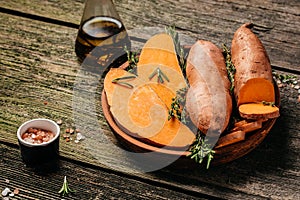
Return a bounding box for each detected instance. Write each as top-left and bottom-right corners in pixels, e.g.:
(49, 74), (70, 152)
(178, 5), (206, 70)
(215, 130), (246, 149)
(130, 83), (195, 147)
(137, 34), (187, 94)
(185, 40), (232, 134)
(138, 63), (187, 94)
(234, 120), (248, 127)
(137, 33), (182, 74)
(238, 78), (275, 105)
(239, 103), (280, 120)
(232, 120), (263, 133)
(104, 68), (195, 147)
(111, 83), (195, 147)
(146, 82), (175, 110)
(147, 118), (195, 148)
(109, 82), (164, 139)
(104, 69), (165, 138)
(104, 68), (143, 106)
(104, 33), (196, 148)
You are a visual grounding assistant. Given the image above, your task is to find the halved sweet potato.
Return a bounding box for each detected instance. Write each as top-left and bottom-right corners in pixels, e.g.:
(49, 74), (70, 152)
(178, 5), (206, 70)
(231, 23), (279, 120)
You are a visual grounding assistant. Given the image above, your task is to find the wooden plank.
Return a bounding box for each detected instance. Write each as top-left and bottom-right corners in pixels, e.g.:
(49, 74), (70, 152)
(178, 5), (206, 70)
(1, 12), (300, 199)
(116, 0), (300, 72)
(1, 0), (299, 72)
(0, 0), (83, 25)
(0, 143), (211, 200)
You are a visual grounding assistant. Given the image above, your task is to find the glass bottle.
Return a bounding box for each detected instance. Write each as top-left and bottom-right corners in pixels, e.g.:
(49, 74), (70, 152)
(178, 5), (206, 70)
(75, 0), (131, 65)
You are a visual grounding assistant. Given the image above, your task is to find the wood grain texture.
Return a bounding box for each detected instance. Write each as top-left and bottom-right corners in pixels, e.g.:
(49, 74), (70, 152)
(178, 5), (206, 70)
(0, 143), (209, 200)
(0, 0), (84, 25)
(1, 0), (299, 71)
(0, 1), (300, 199)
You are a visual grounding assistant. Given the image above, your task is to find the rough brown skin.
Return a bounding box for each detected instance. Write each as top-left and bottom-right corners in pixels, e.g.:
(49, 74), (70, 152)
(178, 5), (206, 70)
(231, 23), (279, 119)
(185, 40), (232, 135)
(231, 23), (275, 106)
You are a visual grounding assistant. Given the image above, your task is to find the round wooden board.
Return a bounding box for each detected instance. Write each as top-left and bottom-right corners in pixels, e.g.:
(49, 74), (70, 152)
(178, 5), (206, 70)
(101, 64), (280, 166)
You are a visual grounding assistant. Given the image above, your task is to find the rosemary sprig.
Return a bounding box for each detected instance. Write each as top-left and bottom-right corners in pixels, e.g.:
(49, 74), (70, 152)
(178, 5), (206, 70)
(165, 25), (187, 74)
(272, 70), (297, 84)
(168, 87), (188, 123)
(168, 96), (182, 121)
(112, 76), (136, 81)
(124, 45), (139, 74)
(222, 44), (236, 94)
(187, 134), (215, 169)
(58, 176), (75, 197)
(262, 101), (275, 107)
(112, 82), (134, 89)
(149, 67), (170, 83)
(112, 75), (136, 89)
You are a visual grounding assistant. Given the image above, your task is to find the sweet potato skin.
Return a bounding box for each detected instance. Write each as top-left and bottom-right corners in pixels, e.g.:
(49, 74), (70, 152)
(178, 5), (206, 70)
(186, 40), (232, 134)
(231, 23), (275, 106)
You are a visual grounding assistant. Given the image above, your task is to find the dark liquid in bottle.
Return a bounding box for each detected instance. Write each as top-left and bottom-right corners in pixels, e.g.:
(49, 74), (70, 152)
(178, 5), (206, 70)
(75, 16), (130, 65)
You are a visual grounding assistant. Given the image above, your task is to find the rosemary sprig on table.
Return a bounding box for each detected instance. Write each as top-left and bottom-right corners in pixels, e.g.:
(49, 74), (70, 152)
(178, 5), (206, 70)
(187, 134), (215, 169)
(124, 45), (139, 74)
(165, 25), (187, 74)
(222, 44), (236, 94)
(272, 70), (297, 84)
(58, 176), (75, 197)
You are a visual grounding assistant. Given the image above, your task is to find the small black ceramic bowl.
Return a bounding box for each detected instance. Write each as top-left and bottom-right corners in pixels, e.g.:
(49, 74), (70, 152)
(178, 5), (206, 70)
(17, 118), (60, 166)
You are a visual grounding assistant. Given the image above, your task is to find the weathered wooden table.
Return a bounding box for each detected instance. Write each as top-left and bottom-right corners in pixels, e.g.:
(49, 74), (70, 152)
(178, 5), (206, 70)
(0, 0), (299, 199)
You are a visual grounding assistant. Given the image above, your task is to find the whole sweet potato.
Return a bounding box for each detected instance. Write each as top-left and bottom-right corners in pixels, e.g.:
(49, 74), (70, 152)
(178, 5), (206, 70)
(185, 40), (232, 134)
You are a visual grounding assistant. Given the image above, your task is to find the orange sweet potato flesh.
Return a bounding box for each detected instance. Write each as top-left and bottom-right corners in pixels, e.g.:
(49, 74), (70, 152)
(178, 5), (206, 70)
(137, 33), (182, 74)
(128, 83), (195, 147)
(109, 82), (195, 148)
(103, 33), (195, 148)
(104, 68), (143, 106)
(137, 34), (187, 92)
(110, 82), (166, 138)
(239, 103), (280, 120)
(185, 40), (232, 134)
(231, 23), (275, 106)
(137, 63), (187, 94)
